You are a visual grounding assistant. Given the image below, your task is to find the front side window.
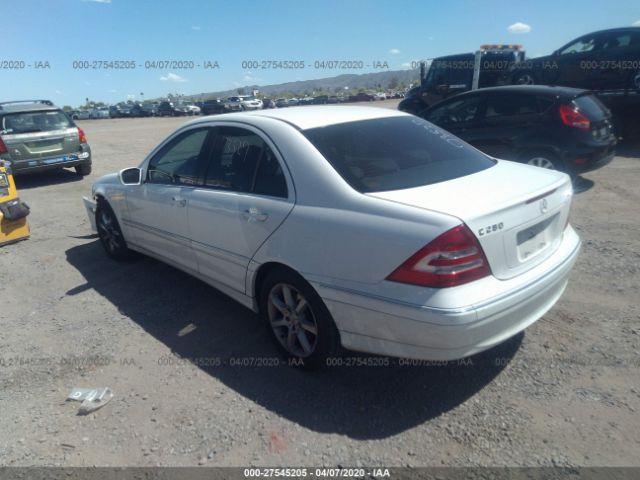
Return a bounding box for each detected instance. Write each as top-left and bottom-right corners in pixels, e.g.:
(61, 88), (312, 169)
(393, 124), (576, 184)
(147, 128), (210, 185)
(204, 127), (287, 198)
(303, 116), (495, 193)
(560, 36), (597, 55)
(425, 96), (484, 125)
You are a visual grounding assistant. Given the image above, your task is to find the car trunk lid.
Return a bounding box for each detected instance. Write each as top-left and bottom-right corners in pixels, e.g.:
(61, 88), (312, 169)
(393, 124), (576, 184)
(367, 160), (573, 280)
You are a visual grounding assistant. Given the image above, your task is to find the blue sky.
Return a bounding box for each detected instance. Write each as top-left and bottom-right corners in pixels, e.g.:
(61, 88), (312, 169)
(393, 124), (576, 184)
(1, 0), (639, 107)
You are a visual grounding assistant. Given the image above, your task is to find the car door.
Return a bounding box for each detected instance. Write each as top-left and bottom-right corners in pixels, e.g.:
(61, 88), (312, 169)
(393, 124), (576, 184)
(455, 92), (541, 160)
(188, 125), (294, 294)
(553, 33), (602, 89)
(124, 126), (212, 271)
(595, 31), (638, 92)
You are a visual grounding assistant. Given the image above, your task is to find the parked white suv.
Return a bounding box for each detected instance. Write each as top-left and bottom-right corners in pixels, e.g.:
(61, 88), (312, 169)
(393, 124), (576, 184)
(224, 96), (262, 111)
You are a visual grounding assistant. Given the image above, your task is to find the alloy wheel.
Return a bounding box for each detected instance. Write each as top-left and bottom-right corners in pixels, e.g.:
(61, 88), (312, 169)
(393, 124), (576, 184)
(97, 209), (122, 254)
(527, 157), (556, 170)
(267, 283), (318, 357)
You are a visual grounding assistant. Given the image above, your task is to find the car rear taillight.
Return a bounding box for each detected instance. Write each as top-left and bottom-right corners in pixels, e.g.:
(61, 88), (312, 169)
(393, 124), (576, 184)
(559, 104), (590, 130)
(387, 224), (491, 288)
(0, 136), (7, 155)
(77, 127), (87, 143)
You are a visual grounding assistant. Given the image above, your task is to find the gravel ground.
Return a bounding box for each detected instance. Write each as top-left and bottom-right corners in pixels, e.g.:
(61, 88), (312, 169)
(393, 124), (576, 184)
(0, 103), (639, 467)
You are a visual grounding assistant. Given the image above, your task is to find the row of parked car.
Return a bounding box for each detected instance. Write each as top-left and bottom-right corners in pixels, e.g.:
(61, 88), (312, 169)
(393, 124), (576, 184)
(69, 90), (405, 120)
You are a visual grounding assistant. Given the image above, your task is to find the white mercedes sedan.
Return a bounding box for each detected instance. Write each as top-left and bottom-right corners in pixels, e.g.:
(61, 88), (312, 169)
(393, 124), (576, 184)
(83, 106), (580, 368)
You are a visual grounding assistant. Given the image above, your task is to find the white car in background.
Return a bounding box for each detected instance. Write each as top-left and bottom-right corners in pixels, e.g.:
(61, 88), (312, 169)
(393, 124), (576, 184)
(224, 96), (262, 111)
(70, 110), (91, 120)
(240, 96), (263, 110)
(224, 96), (244, 111)
(84, 106), (580, 369)
(182, 104), (201, 116)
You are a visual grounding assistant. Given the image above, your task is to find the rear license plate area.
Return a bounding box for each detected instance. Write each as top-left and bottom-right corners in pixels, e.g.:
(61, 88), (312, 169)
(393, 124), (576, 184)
(516, 214), (558, 262)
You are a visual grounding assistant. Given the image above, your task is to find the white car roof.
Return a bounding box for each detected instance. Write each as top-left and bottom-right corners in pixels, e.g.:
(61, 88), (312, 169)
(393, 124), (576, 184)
(192, 106), (408, 130)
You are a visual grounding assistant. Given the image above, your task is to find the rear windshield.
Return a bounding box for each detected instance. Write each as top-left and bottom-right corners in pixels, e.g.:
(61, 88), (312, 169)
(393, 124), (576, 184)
(0, 110), (73, 135)
(302, 116), (495, 193)
(573, 95), (609, 120)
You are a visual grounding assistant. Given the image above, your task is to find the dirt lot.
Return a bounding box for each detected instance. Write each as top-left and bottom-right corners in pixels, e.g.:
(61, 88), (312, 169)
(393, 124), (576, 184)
(1, 103), (639, 468)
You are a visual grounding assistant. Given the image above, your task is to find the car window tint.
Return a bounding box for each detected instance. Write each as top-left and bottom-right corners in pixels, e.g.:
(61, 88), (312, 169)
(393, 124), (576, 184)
(560, 36), (597, 55)
(448, 66), (472, 87)
(484, 94), (539, 118)
(537, 97), (556, 114)
(147, 128), (210, 186)
(204, 127), (286, 197)
(253, 146), (288, 198)
(602, 33), (631, 49)
(425, 96), (483, 125)
(573, 95), (608, 121)
(303, 116), (495, 193)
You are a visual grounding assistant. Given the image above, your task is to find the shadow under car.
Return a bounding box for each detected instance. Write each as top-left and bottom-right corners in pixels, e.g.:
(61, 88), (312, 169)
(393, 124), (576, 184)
(65, 240), (522, 440)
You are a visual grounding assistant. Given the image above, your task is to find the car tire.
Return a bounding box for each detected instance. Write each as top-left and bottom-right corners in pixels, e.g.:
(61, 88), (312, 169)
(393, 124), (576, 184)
(514, 71), (536, 85)
(631, 71), (640, 91)
(75, 163), (92, 176)
(96, 200), (132, 261)
(524, 153), (564, 172)
(260, 268), (340, 370)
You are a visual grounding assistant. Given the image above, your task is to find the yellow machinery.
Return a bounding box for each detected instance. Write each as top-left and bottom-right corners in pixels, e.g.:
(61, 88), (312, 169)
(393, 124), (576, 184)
(0, 160), (30, 245)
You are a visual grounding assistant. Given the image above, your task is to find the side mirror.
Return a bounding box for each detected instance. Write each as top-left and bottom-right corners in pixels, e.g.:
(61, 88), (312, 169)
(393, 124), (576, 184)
(119, 167), (142, 185)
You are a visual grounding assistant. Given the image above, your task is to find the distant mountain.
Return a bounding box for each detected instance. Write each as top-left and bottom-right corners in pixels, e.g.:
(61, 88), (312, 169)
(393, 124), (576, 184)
(185, 69), (419, 100)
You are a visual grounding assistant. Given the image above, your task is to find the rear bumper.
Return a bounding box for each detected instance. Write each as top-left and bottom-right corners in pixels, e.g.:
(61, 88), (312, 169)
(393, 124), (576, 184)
(9, 149), (91, 175)
(562, 141), (616, 175)
(316, 227), (581, 361)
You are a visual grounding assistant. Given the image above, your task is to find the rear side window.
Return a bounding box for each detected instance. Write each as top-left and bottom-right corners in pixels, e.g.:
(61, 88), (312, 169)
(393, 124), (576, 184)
(303, 116), (495, 193)
(0, 110), (73, 134)
(484, 94), (539, 118)
(602, 33), (631, 49)
(573, 95), (609, 121)
(204, 127), (287, 198)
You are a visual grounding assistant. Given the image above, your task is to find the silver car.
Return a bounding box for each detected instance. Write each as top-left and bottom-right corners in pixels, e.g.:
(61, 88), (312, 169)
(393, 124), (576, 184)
(84, 106), (580, 369)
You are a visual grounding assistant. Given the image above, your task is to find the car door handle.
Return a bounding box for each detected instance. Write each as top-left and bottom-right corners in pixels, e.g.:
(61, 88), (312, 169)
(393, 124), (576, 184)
(243, 207), (269, 222)
(171, 196), (187, 207)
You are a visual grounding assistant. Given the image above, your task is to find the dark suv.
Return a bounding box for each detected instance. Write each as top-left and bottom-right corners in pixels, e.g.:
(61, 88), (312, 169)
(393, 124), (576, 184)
(201, 99), (226, 115)
(128, 103), (151, 117)
(157, 101), (187, 117)
(511, 28), (640, 92)
(0, 100), (92, 176)
(420, 85), (616, 175)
